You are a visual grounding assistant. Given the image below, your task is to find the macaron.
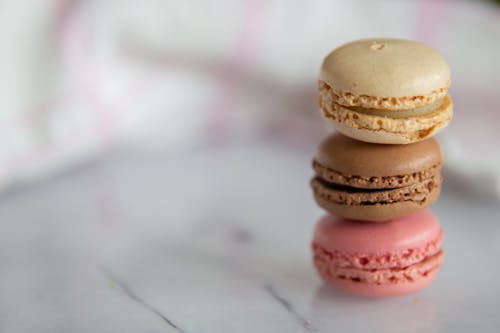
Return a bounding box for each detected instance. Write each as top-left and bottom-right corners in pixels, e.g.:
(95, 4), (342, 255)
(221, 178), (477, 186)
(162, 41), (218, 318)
(312, 210), (444, 297)
(311, 133), (442, 222)
(319, 38), (453, 144)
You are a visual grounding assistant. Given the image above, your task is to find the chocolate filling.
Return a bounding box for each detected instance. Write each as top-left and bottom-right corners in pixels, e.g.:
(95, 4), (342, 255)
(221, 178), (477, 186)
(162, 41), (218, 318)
(311, 176), (439, 206)
(312, 160), (442, 189)
(315, 178), (389, 193)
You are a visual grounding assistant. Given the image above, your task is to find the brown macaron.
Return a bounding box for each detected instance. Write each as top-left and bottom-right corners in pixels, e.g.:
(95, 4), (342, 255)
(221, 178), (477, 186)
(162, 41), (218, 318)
(311, 134), (443, 222)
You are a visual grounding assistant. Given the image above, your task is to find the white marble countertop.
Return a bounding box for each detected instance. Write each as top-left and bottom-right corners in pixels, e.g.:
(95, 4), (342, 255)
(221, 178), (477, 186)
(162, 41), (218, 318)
(1, 139), (499, 333)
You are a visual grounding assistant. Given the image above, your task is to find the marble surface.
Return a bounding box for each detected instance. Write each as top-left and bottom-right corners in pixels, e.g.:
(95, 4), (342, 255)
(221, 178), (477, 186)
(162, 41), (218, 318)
(0, 139), (499, 333)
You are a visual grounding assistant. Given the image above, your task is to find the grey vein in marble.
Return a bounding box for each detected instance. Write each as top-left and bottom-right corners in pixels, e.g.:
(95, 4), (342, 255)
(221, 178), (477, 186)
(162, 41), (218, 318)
(264, 284), (318, 333)
(100, 268), (188, 333)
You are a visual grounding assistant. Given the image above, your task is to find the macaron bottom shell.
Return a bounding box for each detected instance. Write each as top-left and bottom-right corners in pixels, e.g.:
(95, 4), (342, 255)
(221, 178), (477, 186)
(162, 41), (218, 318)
(311, 178), (441, 222)
(315, 266), (439, 297)
(313, 243), (444, 297)
(326, 115), (450, 145)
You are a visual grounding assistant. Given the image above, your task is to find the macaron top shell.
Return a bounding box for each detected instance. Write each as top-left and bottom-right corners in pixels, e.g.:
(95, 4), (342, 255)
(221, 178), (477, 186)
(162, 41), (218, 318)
(313, 210), (441, 254)
(314, 134), (442, 177)
(320, 38), (450, 98)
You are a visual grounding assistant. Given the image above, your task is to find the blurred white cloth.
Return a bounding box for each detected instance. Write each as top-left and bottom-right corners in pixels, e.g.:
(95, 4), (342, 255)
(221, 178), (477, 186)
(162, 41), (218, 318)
(0, 0), (499, 197)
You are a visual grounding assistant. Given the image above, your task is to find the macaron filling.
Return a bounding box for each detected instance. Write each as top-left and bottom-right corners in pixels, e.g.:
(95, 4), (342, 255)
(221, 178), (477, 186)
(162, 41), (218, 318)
(312, 160), (441, 189)
(311, 175), (440, 206)
(349, 98), (444, 118)
(318, 80), (449, 110)
(312, 231), (442, 270)
(312, 231), (444, 285)
(315, 250), (444, 285)
(319, 92), (452, 142)
(311, 158), (442, 206)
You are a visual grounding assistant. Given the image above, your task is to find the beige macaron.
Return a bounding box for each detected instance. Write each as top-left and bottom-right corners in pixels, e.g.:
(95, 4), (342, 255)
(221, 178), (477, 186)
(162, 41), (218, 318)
(319, 38), (453, 144)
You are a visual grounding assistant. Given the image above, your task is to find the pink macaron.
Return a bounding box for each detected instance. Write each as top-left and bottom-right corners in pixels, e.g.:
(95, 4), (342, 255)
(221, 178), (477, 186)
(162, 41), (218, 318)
(312, 210), (444, 297)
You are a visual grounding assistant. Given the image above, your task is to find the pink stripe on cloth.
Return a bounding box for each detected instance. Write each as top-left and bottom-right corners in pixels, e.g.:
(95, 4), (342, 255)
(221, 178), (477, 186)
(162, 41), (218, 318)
(208, 0), (269, 138)
(60, 2), (119, 145)
(58, 0), (161, 147)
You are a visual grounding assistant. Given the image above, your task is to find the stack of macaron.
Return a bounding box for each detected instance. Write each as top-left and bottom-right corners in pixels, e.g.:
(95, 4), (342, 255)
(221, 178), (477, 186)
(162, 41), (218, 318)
(311, 38), (452, 297)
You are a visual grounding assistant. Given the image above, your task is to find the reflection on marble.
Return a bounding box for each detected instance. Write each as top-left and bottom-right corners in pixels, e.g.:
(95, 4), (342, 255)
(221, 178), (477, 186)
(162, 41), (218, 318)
(0, 142), (499, 332)
(311, 285), (438, 333)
